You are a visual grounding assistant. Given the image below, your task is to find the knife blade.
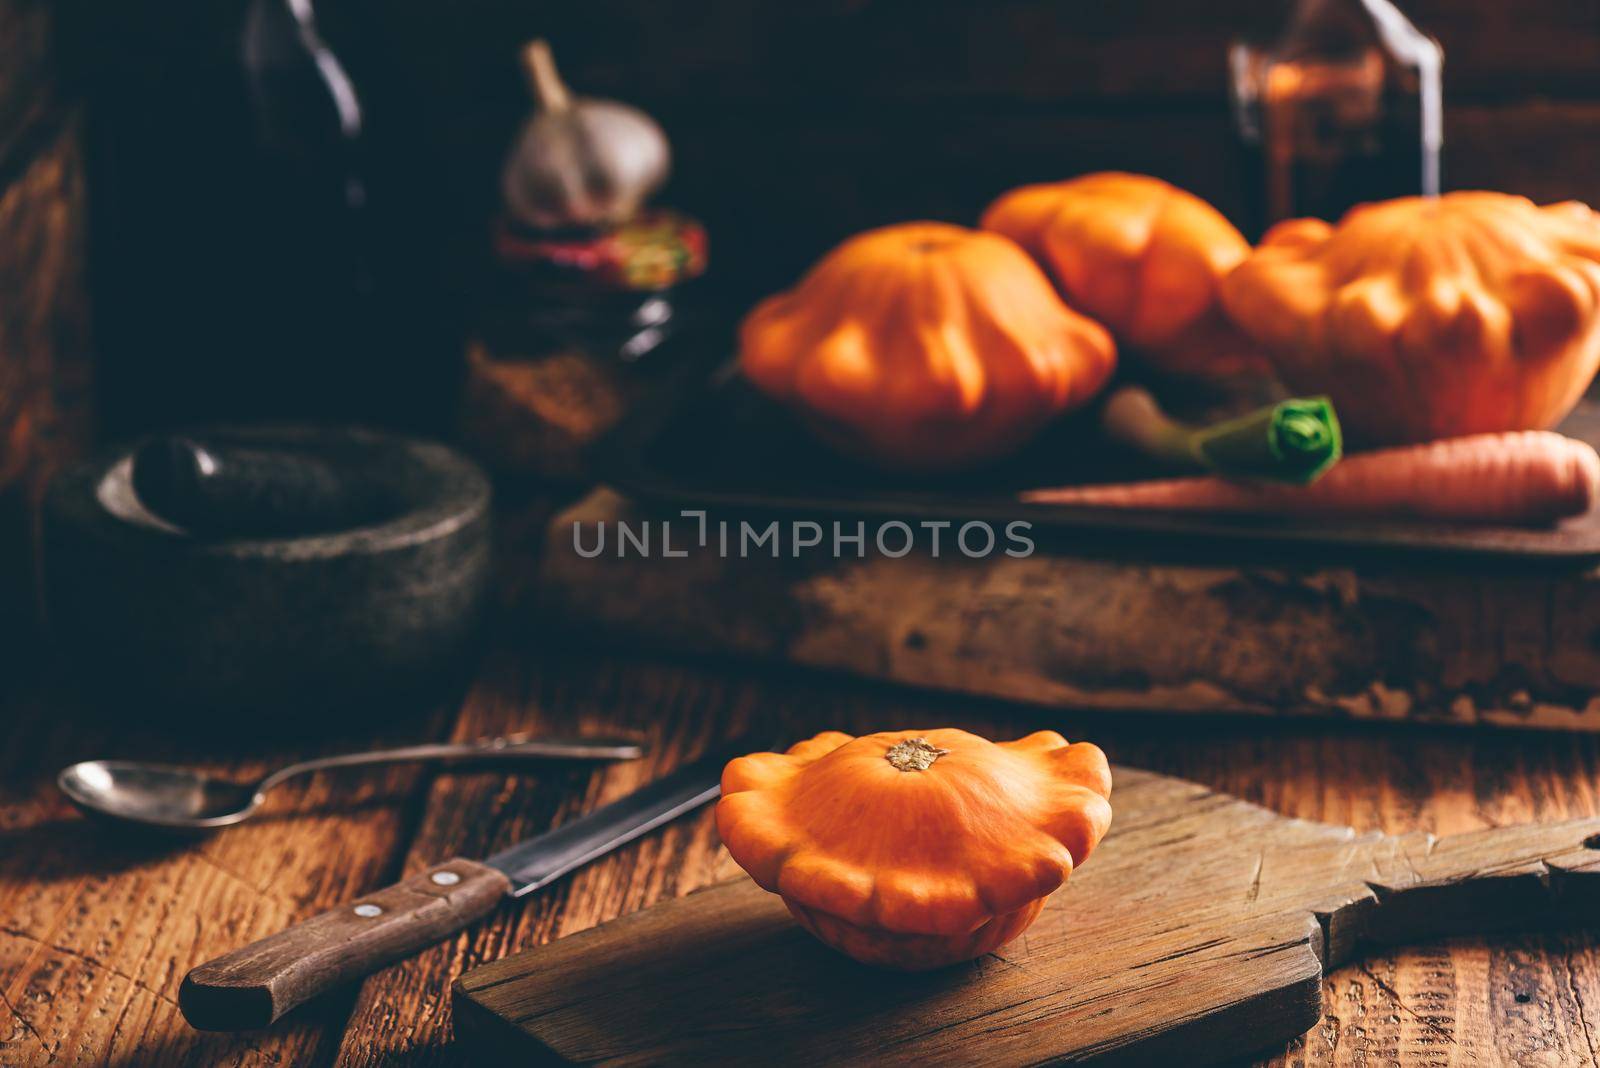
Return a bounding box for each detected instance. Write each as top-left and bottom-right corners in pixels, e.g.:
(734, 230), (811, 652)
(486, 752), (724, 898)
(179, 735), (753, 1031)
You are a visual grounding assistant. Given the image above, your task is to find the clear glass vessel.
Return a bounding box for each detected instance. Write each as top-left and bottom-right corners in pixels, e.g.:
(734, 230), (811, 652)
(1231, 0), (1443, 236)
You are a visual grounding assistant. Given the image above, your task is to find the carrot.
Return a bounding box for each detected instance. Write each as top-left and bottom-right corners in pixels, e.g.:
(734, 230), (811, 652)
(1022, 431), (1600, 526)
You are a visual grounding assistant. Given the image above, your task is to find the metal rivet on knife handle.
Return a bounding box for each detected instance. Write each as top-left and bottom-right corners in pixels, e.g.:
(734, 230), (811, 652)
(179, 737), (755, 1032)
(179, 859), (512, 1031)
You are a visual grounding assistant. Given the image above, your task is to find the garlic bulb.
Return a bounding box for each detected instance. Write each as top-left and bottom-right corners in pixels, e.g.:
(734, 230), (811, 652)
(501, 40), (671, 231)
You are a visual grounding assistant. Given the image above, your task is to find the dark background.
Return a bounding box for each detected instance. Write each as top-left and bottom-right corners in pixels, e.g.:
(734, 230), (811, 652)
(53, 0), (1600, 433)
(5, 0), (1600, 652)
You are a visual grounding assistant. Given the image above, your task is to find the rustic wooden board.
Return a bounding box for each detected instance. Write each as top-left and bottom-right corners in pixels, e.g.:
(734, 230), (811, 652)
(11, 624), (1600, 1065)
(454, 766), (1600, 1066)
(0, 113), (91, 675)
(7, 504), (1600, 1067)
(541, 488), (1600, 730)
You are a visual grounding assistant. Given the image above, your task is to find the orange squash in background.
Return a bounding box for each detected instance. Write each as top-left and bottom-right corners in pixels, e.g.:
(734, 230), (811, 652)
(738, 223), (1115, 469)
(982, 172), (1261, 377)
(1221, 193), (1600, 445)
(716, 729), (1114, 970)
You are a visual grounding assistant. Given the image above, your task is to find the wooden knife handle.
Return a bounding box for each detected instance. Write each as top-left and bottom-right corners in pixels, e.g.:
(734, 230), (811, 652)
(180, 858), (511, 1031)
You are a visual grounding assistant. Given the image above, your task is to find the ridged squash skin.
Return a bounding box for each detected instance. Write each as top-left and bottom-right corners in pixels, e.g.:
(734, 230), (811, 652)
(1221, 193), (1600, 445)
(982, 172), (1261, 377)
(738, 223), (1116, 469)
(716, 729), (1114, 970)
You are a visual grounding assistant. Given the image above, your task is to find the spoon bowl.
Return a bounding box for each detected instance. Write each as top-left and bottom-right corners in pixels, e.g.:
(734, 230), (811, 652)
(60, 761), (265, 831)
(58, 736), (645, 833)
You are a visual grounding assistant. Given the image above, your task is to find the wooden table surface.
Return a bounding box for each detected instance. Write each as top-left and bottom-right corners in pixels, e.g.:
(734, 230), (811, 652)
(7, 521), (1600, 1066)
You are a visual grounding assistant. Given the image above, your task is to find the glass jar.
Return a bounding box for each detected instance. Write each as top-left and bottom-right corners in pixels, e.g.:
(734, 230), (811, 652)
(1231, 0), (1443, 237)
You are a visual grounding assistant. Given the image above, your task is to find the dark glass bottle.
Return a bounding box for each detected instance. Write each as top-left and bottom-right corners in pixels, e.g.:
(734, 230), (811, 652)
(1231, 0), (1442, 237)
(75, 0), (459, 436)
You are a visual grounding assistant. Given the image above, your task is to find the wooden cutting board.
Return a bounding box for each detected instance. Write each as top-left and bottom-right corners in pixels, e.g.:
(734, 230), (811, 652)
(453, 766), (1600, 1066)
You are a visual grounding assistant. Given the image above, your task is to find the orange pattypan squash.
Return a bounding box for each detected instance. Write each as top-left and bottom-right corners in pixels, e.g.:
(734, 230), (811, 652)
(716, 729), (1113, 970)
(1216, 192), (1600, 447)
(1221, 192), (1600, 445)
(738, 222), (1115, 470)
(982, 172), (1263, 377)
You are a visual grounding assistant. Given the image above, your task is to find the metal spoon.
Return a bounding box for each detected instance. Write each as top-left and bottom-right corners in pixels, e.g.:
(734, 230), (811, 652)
(58, 735), (645, 832)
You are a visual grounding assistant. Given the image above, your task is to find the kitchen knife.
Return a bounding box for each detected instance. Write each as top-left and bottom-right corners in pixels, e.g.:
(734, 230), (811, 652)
(179, 736), (749, 1031)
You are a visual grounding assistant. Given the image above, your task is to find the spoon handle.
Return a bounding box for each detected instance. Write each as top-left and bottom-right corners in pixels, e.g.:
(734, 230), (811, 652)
(256, 736), (644, 794)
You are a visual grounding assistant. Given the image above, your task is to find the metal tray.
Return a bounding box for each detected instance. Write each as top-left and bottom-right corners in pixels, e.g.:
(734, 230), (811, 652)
(596, 363), (1600, 568)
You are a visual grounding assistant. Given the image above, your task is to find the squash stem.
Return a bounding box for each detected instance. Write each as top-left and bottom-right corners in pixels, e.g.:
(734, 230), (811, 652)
(885, 738), (950, 772)
(1101, 386), (1196, 467)
(1102, 384), (1342, 484)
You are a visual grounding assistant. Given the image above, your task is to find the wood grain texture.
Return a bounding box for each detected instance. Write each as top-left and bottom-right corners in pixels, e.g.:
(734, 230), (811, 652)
(327, 645), (751, 1067)
(0, 0), (57, 174)
(541, 489), (1600, 731)
(11, 616), (1600, 1063)
(0, 686), (454, 1066)
(0, 113), (90, 674)
(182, 860), (512, 1032)
(453, 766), (1600, 1065)
(329, 649), (1600, 1067)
